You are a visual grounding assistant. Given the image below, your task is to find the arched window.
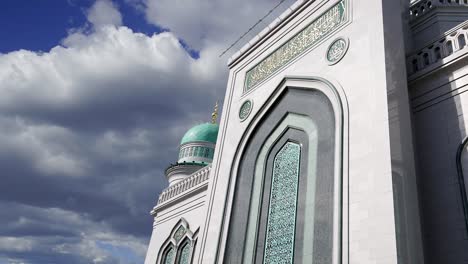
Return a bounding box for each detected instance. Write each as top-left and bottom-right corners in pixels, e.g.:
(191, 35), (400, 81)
(209, 149), (214, 159)
(434, 47), (442, 60)
(225, 81), (343, 263)
(446, 40), (454, 55)
(412, 59), (419, 73)
(158, 218), (197, 264)
(263, 141), (301, 263)
(162, 246), (175, 264)
(423, 53), (430, 66)
(188, 147), (193, 157)
(177, 240), (192, 264)
(458, 34), (466, 50)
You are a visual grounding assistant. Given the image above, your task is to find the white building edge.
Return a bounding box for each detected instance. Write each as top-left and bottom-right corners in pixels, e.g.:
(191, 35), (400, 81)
(145, 0), (468, 263)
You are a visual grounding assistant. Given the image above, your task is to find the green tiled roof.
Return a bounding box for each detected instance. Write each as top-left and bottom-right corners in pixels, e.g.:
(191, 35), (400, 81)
(180, 123), (219, 145)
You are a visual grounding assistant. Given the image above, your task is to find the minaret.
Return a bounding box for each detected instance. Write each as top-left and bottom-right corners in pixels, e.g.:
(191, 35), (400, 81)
(164, 102), (220, 186)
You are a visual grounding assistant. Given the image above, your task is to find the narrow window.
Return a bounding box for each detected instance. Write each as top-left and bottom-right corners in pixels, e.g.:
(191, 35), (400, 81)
(178, 242), (192, 264)
(434, 47), (442, 60)
(163, 246), (175, 264)
(263, 142), (301, 263)
(204, 148), (209, 158)
(458, 34), (466, 49)
(423, 53), (430, 66)
(447, 40), (454, 55)
(412, 59), (419, 72)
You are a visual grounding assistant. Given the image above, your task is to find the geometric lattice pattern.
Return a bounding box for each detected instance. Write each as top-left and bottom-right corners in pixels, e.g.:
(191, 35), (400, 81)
(173, 225), (186, 243)
(263, 142), (301, 264)
(178, 242), (191, 264)
(164, 247), (175, 264)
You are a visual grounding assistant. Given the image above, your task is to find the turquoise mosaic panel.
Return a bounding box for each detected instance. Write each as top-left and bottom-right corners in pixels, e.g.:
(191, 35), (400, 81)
(178, 243), (191, 264)
(263, 142), (301, 264)
(164, 247), (175, 264)
(173, 226), (186, 243)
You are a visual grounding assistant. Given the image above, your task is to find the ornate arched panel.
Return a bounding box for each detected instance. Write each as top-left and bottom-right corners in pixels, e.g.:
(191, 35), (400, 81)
(223, 77), (346, 264)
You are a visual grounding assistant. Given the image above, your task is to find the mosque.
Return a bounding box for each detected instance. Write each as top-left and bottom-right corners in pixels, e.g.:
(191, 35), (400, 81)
(144, 0), (468, 263)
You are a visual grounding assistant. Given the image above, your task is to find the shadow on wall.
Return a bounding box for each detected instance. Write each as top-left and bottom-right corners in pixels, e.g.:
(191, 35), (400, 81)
(408, 38), (468, 263)
(456, 137), (468, 232)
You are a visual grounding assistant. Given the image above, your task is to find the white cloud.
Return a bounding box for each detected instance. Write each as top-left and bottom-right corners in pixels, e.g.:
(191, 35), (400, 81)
(0, 237), (34, 252)
(87, 0), (123, 28)
(143, 0), (297, 50)
(0, 0), (302, 263)
(0, 26), (224, 118)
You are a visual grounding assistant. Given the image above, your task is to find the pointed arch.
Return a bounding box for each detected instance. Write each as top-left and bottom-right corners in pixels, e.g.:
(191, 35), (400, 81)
(161, 245), (176, 264)
(221, 76), (349, 263)
(157, 218), (198, 264)
(177, 237), (193, 264)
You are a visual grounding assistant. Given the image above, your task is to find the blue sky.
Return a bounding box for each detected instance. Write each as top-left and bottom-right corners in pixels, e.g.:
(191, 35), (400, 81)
(0, 0), (295, 263)
(0, 0), (161, 53)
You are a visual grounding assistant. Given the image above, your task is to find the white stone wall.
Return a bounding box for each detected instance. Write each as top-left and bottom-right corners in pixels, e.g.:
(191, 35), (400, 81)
(144, 175), (210, 264)
(198, 0), (423, 263)
(409, 49), (468, 263)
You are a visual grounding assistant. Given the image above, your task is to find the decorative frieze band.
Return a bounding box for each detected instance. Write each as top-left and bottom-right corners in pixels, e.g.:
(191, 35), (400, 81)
(407, 21), (468, 75)
(410, 0), (468, 22)
(244, 0), (348, 92)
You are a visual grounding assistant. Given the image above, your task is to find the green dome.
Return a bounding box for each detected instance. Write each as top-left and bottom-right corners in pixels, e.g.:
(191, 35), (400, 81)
(180, 123), (219, 145)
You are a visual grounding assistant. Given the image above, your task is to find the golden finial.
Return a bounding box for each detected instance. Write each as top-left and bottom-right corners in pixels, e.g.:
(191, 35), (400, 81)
(211, 101), (219, 124)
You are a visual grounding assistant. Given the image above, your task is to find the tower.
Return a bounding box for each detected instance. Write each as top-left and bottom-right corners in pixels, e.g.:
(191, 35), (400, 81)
(145, 105), (219, 264)
(145, 1), (468, 263)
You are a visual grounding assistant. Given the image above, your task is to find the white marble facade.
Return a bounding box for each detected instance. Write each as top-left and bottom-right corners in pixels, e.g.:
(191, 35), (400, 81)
(145, 0), (468, 263)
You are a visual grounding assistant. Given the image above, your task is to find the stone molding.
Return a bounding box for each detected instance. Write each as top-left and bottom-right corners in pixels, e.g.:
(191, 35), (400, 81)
(165, 163), (205, 186)
(227, 0), (309, 66)
(410, 0), (468, 22)
(407, 20), (468, 76)
(158, 165), (211, 205)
